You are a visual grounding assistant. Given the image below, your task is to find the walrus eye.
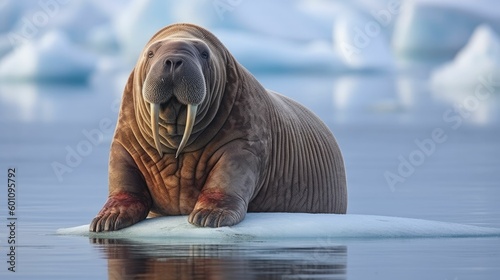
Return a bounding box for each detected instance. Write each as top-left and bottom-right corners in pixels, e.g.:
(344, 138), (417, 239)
(148, 51), (154, 58)
(201, 51), (209, 60)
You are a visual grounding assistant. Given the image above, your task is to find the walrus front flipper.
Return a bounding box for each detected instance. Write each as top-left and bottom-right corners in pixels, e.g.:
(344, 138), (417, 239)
(90, 192), (151, 232)
(90, 143), (152, 232)
(188, 144), (259, 228)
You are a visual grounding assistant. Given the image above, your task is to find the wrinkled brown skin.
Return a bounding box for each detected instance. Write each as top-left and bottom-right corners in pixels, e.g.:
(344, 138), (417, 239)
(90, 23), (347, 232)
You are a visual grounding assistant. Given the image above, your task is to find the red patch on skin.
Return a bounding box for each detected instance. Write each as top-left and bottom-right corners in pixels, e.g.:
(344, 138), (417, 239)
(99, 192), (150, 213)
(196, 190), (232, 208)
(91, 191), (151, 232)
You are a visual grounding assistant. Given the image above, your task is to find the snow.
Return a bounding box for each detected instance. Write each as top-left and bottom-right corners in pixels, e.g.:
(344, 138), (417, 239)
(431, 25), (500, 90)
(57, 213), (500, 241)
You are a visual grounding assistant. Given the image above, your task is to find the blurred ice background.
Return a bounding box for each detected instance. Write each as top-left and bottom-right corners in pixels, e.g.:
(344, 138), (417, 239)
(0, 0), (498, 83)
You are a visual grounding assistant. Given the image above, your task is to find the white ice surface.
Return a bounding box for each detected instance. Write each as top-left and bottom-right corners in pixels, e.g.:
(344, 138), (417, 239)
(57, 213), (500, 241)
(431, 25), (500, 90)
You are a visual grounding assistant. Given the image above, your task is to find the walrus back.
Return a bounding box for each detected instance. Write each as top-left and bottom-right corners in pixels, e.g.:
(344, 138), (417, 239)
(249, 91), (347, 214)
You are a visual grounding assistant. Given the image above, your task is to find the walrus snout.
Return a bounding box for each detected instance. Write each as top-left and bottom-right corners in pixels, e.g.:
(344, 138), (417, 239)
(143, 46), (207, 158)
(143, 52), (206, 104)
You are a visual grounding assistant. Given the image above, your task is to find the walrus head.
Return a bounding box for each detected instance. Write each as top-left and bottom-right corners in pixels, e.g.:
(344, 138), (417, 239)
(133, 24), (230, 158)
(143, 39), (208, 158)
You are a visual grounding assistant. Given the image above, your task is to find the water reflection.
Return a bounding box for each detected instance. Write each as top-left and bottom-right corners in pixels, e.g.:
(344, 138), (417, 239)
(90, 238), (347, 279)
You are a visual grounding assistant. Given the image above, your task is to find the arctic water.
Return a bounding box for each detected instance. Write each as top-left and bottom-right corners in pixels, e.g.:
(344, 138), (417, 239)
(0, 71), (499, 279)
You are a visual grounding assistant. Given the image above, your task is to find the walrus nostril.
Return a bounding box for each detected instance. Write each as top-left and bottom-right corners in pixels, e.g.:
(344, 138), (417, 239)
(165, 57), (183, 71)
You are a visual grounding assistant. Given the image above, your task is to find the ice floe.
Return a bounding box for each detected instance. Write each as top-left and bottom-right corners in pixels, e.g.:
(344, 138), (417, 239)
(57, 213), (500, 241)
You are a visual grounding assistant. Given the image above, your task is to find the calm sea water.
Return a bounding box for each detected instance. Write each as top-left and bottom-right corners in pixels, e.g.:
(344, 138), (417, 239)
(0, 72), (499, 279)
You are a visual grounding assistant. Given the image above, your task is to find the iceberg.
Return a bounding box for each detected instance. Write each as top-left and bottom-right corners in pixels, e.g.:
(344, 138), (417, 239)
(1, 1), (115, 52)
(57, 213), (500, 242)
(0, 36), (14, 59)
(112, 0), (353, 72)
(7, 0), (500, 79)
(113, 0), (219, 64)
(393, 0), (500, 58)
(218, 0), (333, 42)
(0, 0), (404, 78)
(333, 6), (395, 70)
(0, 1), (28, 34)
(215, 30), (345, 73)
(431, 24), (500, 90)
(0, 31), (97, 82)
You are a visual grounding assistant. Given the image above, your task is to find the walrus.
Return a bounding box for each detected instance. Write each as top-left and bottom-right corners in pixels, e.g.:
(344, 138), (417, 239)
(90, 23), (347, 232)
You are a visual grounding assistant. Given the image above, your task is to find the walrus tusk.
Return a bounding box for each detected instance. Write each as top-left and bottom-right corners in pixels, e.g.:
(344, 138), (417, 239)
(150, 103), (162, 157)
(176, 104), (197, 158)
